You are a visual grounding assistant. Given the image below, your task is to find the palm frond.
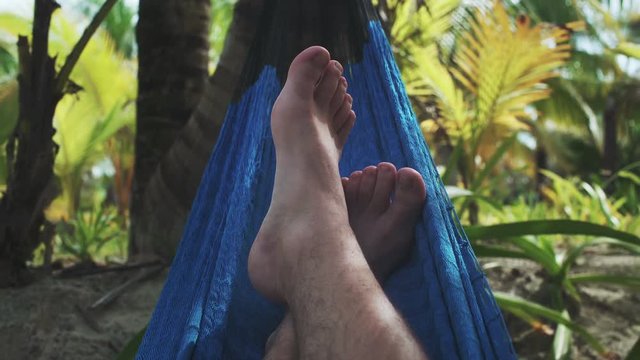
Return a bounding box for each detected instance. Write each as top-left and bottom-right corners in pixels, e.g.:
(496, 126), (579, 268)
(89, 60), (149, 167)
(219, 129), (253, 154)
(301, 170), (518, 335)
(406, 45), (469, 136)
(390, 0), (462, 52)
(453, 1), (574, 139)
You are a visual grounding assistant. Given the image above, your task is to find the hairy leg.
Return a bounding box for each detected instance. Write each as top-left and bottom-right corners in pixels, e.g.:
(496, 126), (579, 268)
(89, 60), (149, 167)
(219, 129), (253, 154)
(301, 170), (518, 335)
(264, 163), (427, 359)
(248, 46), (427, 360)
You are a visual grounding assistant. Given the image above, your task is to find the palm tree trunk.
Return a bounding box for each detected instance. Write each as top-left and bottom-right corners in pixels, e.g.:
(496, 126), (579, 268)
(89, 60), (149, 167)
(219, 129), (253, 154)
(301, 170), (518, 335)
(534, 143), (548, 195)
(131, 0), (212, 256)
(602, 94), (618, 175)
(131, 0), (264, 259)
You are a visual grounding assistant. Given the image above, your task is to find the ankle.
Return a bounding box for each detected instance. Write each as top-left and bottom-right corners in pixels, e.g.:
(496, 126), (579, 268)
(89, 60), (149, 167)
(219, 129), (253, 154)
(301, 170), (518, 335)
(284, 232), (366, 301)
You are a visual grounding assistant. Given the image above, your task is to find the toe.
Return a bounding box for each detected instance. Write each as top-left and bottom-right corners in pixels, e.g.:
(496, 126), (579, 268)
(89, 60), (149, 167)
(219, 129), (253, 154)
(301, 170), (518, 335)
(345, 170), (362, 207)
(390, 168), (426, 218)
(336, 110), (356, 148)
(359, 166), (378, 206)
(315, 60), (343, 108)
(330, 77), (348, 114)
(333, 94), (352, 132)
(285, 46), (331, 97)
(369, 162), (397, 214)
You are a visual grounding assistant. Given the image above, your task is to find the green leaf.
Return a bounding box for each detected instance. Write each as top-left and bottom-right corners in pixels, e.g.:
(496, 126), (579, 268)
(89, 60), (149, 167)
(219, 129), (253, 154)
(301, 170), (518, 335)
(627, 335), (640, 360)
(544, 78), (602, 149)
(600, 238), (640, 256)
(618, 170), (640, 186)
(471, 244), (530, 259)
(615, 42), (640, 59)
(506, 236), (560, 273)
(580, 183), (619, 227)
(568, 274), (640, 290)
(558, 239), (597, 280)
(445, 186), (473, 198)
(116, 327), (146, 360)
(494, 292), (606, 354)
(0, 46), (16, 79)
(55, 0), (120, 94)
(446, 187), (504, 211)
(552, 310), (572, 360)
(464, 220), (640, 246)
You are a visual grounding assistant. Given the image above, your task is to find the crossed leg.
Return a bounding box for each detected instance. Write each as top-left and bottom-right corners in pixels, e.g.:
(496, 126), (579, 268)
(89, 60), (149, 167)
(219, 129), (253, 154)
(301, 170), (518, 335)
(265, 164), (428, 359)
(248, 46), (428, 359)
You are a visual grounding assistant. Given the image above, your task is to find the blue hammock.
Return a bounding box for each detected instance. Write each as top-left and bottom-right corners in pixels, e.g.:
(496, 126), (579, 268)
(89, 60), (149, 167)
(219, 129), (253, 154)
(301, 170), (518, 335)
(137, 3), (516, 359)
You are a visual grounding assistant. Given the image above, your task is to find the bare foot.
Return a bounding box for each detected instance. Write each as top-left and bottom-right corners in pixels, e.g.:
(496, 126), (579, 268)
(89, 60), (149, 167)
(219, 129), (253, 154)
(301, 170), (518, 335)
(248, 46), (356, 302)
(264, 163), (426, 358)
(343, 162), (426, 280)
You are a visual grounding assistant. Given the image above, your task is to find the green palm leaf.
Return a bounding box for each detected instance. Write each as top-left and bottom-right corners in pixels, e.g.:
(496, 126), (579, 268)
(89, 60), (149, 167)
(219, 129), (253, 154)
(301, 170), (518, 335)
(495, 292), (607, 354)
(464, 219), (640, 246)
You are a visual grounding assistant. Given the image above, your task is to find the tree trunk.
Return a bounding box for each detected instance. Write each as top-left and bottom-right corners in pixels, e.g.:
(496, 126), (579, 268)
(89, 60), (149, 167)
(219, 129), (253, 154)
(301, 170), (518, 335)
(534, 141), (548, 195)
(0, 0), (61, 287)
(131, 0), (264, 259)
(602, 94), (618, 176)
(131, 0), (212, 256)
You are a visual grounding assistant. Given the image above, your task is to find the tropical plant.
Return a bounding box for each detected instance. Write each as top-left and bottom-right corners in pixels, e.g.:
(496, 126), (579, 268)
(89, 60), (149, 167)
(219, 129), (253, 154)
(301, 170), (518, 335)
(70, 0), (137, 58)
(0, 0), (128, 284)
(56, 204), (125, 263)
(604, 161), (640, 215)
(324, 5), (640, 357)
(386, 0), (583, 220)
(506, 0), (640, 177)
(0, 40), (17, 79)
(0, 5), (136, 218)
(468, 219), (640, 358)
(627, 335), (640, 360)
(463, 171), (640, 358)
(475, 169), (640, 233)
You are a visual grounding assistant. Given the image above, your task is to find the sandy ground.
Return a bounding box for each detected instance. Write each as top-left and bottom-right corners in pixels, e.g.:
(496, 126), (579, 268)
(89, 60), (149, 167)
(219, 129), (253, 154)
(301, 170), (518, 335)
(0, 269), (165, 360)
(0, 254), (638, 359)
(485, 254), (640, 359)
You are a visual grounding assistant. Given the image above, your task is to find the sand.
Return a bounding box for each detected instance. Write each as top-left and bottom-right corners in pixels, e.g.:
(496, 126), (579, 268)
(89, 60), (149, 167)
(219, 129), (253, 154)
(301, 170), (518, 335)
(0, 253), (638, 359)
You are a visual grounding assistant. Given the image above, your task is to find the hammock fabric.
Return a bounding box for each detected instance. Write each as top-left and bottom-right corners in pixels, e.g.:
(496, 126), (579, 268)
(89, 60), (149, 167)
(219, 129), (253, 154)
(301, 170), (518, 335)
(137, 1), (516, 359)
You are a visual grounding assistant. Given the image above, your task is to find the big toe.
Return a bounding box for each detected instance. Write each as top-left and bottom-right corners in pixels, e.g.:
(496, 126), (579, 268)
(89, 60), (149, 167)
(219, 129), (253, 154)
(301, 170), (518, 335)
(286, 46), (331, 97)
(391, 168), (426, 219)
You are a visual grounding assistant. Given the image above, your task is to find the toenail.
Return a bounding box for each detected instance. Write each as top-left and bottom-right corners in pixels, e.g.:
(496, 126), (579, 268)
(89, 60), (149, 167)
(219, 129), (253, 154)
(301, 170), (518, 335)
(399, 174), (413, 190)
(334, 61), (343, 72)
(312, 52), (325, 64)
